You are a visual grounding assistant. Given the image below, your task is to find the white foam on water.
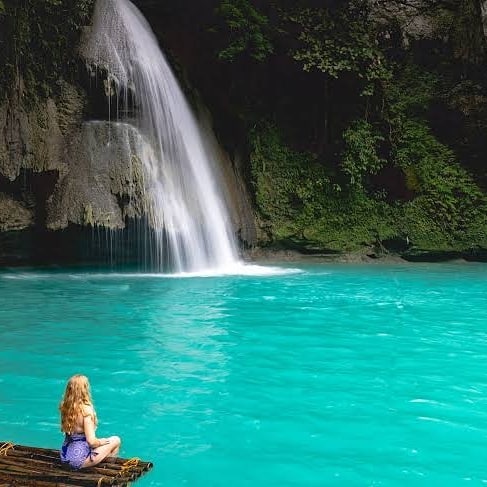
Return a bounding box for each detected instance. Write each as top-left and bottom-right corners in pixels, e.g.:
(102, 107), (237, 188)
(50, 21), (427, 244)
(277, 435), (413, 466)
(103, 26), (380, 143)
(0, 265), (303, 282)
(82, 264), (302, 279)
(0, 273), (58, 280)
(166, 263), (304, 278)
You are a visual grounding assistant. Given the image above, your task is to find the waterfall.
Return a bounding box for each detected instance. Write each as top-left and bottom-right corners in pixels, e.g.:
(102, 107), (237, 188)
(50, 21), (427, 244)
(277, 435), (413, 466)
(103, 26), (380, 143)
(481, 1), (487, 40)
(81, 0), (239, 272)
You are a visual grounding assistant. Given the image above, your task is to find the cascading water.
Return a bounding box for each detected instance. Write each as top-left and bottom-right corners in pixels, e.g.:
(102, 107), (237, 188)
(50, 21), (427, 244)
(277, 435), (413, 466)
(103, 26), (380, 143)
(81, 0), (239, 273)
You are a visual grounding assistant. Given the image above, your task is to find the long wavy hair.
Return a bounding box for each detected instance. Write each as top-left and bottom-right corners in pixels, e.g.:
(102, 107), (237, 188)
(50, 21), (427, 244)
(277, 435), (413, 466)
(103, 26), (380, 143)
(59, 374), (95, 433)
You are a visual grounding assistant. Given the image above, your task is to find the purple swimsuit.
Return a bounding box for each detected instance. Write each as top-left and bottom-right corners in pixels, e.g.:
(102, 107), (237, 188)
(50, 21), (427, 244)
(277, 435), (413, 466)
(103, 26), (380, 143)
(60, 433), (97, 470)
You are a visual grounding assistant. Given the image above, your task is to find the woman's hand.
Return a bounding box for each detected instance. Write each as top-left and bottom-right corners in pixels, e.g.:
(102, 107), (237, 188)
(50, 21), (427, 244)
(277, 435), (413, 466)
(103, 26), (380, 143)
(97, 438), (111, 447)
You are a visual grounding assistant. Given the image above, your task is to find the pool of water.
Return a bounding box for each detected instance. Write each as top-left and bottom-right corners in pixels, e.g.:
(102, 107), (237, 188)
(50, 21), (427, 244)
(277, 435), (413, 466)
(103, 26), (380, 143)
(1, 262), (487, 486)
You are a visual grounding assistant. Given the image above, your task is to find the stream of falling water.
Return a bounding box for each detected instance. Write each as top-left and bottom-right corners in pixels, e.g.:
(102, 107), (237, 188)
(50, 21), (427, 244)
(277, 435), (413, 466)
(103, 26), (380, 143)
(81, 0), (239, 272)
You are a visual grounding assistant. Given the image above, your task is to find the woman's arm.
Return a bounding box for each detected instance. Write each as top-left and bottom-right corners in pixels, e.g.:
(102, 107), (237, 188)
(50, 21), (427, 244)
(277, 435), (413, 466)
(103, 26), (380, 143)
(82, 405), (109, 448)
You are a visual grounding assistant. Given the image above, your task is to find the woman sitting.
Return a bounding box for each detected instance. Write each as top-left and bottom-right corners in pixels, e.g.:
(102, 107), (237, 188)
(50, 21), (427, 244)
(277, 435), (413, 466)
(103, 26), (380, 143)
(59, 374), (121, 470)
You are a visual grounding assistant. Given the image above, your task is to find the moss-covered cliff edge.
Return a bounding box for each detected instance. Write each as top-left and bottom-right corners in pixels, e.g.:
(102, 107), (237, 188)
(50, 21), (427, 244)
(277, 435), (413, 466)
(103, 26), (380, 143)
(0, 0), (486, 265)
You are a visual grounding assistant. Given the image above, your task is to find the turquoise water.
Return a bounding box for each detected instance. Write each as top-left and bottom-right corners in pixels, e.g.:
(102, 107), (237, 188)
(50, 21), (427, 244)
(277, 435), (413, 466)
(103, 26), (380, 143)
(1, 262), (487, 486)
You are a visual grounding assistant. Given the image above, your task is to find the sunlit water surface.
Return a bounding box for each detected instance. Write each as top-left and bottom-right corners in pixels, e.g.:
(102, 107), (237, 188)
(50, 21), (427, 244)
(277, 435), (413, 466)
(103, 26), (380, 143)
(1, 262), (487, 486)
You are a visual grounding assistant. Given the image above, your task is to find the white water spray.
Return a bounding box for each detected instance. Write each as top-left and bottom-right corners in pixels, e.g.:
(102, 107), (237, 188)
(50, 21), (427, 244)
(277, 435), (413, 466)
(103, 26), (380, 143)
(82, 0), (239, 272)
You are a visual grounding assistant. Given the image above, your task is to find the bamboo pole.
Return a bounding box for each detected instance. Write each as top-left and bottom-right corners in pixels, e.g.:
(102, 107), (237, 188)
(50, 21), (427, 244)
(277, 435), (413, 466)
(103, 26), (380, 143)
(0, 480), (73, 487)
(0, 455), (140, 480)
(0, 457), (137, 483)
(0, 465), (117, 486)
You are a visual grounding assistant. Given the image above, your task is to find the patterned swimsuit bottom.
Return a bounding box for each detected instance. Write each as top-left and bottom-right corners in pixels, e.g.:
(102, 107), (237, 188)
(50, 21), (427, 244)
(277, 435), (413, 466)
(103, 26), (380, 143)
(60, 433), (97, 470)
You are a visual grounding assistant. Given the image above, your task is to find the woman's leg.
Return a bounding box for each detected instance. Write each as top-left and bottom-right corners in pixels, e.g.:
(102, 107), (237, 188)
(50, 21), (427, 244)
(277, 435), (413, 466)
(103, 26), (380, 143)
(81, 436), (122, 468)
(108, 436), (121, 457)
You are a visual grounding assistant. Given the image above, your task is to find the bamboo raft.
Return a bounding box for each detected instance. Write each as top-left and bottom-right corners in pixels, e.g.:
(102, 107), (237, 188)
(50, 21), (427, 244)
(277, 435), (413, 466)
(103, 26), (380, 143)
(0, 442), (153, 486)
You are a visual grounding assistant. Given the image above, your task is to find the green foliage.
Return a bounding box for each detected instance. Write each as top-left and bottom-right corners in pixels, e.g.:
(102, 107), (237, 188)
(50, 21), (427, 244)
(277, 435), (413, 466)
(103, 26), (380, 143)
(366, 61), (487, 252)
(214, 0), (273, 62)
(288, 6), (392, 96)
(341, 120), (385, 186)
(1, 0), (95, 96)
(250, 124), (326, 224)
(310, 193), (398, 251)
(392, 119), (487, 249)
(386, 64), (441, 119)
(250, 123), (399, 250)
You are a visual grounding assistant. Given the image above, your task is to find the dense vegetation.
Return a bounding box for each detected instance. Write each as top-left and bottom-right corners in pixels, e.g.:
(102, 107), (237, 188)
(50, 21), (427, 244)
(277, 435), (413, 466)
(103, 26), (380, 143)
(1, 0), (486, 259)
(187, 0), (487, 258)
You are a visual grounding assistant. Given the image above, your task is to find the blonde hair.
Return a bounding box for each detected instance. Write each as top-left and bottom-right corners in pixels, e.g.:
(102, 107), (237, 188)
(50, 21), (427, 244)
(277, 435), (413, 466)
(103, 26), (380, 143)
(59, 374), (96, 433)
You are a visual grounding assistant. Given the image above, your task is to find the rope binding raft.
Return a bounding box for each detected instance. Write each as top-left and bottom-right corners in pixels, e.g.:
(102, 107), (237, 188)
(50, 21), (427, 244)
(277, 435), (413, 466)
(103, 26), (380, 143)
(0, 442), (153, 486)
(0, 443), (14, 456)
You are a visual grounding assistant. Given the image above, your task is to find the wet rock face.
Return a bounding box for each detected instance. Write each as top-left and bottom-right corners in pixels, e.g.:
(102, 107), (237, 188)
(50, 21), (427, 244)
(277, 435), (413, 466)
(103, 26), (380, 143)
(0, 94), (63, 182)
(371, 1), (435, 42)
(0, 81), (149, 234)
(369, 0), (457, 47)
(0, 79), (84, 182)
(371, 0), (487, 60)
(0, 80), (144, 264)
(217, 148), (257, 248)
(0, 193), (34, 231)
(46, 121), (147, 231)
(0, 80), (78, 261)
